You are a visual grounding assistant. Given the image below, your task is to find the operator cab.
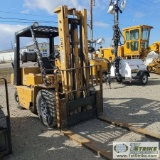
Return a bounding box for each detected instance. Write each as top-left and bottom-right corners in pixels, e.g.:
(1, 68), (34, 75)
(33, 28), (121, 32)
(13, 23), (59, 85)
(123, 25), (153, 59)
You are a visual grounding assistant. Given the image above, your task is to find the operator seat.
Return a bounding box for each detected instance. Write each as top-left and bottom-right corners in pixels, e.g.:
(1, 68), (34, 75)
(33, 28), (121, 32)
(41, 57), (54, 74)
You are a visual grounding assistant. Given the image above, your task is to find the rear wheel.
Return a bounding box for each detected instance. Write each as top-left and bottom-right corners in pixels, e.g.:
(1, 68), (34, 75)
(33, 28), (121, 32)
(36, 89), (57, 128)
(14, 90), (22, 109)
(116, 76), (122, 83)
(139, 73), (148, 85)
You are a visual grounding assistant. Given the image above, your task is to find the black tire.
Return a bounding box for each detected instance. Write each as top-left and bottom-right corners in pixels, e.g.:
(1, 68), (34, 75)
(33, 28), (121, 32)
(36, 89), (57, 128)
(14, 90), (22, 109)
(139, 73), (148, 85)
(116, 76), (122, 83)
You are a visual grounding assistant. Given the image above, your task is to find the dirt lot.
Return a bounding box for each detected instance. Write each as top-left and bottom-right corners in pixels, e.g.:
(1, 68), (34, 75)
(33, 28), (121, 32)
(1, 73), (160, 160)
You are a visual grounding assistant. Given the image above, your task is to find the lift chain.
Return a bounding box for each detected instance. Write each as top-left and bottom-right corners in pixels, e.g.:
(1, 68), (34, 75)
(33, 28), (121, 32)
(30, 27), (48, 86)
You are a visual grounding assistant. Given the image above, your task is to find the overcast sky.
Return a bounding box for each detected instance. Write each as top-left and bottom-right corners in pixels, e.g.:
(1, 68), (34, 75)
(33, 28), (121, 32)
(0, 0), (160, 50)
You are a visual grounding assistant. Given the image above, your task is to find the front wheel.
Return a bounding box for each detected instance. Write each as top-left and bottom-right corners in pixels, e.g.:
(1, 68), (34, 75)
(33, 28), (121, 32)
(36, 89), (57, 128)
(116, 76), (122, 83)
(139, 73), (148, 85)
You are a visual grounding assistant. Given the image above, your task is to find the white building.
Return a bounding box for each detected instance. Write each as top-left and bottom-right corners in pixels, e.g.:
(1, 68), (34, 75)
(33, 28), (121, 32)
(0, 49), (14, 62)
(26, 42), (49, 57)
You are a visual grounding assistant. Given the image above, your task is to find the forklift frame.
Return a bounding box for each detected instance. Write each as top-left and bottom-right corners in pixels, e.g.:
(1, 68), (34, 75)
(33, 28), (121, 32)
(12, 6), (103, 129)
(14, 26), (59, 86)
(0, 78), (12, 157)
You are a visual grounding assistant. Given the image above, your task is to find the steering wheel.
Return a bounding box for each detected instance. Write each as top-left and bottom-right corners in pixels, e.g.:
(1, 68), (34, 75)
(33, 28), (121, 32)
(49, 51), (60, 60)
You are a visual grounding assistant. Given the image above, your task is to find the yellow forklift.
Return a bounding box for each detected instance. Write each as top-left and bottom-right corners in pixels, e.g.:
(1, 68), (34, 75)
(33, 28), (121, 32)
(11, 6), (103, 128)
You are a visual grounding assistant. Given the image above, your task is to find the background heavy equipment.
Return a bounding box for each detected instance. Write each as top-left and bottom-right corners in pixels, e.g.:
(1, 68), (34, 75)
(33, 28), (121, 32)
(122, 25), (160, 74)
(98, 25), (153, 59)
(123, 26), (160, 74)
(87, 0), (152, 83)
(90, 58), (109, 82)
(98, 47), (115, 62)
(11, 6), (103, 128)
(106, 0), (149, 84)
(144, 42), (160, 74)
(120, 25), (153, 59)
(98, 24), (160, 74)
(88, 45), (110, 82)
(0, 78), (12, 158)
(87, 37), (111, 81)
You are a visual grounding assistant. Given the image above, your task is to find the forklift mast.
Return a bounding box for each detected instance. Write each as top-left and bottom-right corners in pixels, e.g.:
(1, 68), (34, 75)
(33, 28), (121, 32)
(54, 6), (103, 128)
(54, 6), (90, 100)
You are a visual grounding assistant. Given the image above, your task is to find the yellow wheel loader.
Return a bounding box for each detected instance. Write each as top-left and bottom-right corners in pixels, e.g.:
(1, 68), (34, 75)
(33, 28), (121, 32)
(11, 6), (103, 128)
(97, 25), (160, 75)
(98, 25), (153, 60)
(90, 58), (110, 82)
(122, 25), (153, 59)
(88, 46), (110, 82)
(98, 47), (115, 62)
(122, 25), (160, 74)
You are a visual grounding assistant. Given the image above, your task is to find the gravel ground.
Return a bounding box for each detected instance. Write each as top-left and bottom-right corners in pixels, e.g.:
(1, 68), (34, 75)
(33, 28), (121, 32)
(0, 73), (160, 160)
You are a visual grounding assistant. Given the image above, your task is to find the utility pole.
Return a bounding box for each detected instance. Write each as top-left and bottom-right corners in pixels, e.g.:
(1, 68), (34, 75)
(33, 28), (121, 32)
(11, 41), (13, 49)
(90, 0), (95, 42)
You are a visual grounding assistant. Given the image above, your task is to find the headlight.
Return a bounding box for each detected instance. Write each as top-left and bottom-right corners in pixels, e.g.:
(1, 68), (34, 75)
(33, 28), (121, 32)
(33, 22), (39, 27)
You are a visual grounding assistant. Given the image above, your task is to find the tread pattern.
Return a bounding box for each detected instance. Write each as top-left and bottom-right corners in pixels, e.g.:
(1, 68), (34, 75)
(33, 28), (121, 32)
(36, 89), (57, 127)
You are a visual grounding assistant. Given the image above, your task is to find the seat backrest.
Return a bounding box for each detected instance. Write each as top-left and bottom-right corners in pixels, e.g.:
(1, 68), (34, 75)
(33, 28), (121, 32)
(41, 57), (53, 74)
(21, 52), (37, 63)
